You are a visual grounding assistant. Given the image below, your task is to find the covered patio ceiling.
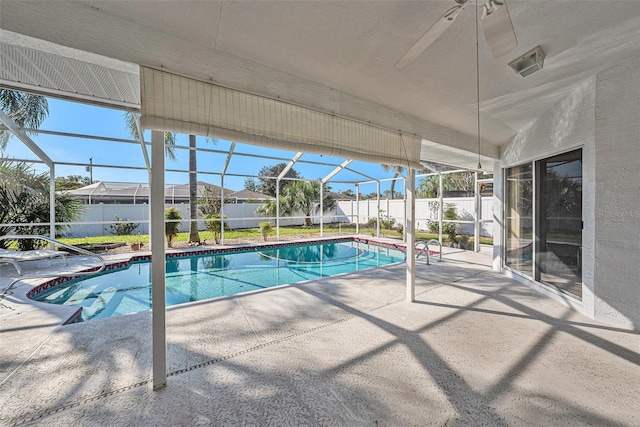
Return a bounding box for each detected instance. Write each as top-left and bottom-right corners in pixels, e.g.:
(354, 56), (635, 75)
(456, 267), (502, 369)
(2, 1), (640, 169)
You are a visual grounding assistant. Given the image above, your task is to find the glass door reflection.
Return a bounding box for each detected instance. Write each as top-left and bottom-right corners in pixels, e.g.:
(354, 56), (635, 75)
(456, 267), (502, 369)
(537, 150), (582, 298)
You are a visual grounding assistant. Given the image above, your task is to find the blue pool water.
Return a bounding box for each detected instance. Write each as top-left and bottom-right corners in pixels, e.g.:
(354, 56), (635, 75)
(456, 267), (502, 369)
(32, 240), (405, 321)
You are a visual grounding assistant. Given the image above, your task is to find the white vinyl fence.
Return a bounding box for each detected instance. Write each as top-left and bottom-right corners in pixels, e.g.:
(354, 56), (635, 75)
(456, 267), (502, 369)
(63, 197), (493, 238)
(335, 197), (494, 236)
(64, 203), (341, 237)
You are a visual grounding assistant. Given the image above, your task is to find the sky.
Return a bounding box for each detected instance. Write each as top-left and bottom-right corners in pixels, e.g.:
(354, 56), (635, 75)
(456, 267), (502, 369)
(3, 97), (412, 195)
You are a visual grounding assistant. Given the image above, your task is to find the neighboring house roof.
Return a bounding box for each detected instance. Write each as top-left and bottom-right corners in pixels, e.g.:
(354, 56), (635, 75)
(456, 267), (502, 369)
(328, 191), (355, 200)
(231, 189), (272, 200)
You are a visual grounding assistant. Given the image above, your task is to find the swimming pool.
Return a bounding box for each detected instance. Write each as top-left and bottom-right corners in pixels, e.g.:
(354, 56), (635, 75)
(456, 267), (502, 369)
(32, 240), (405, 321)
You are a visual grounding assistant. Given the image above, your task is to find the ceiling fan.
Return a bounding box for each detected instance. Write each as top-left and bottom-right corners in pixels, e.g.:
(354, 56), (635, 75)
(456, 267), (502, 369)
(395, 0), (518, 68)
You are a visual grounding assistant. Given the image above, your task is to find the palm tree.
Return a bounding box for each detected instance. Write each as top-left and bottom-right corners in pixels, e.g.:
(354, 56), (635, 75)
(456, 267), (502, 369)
(381, 164), (405, 199)
(417, 175), (440, 198)
(187, 135), (199, 243)
(0, 160), (82, 250)
(124, 112), (176, 160)
(283, 180), (336, 226)
(184, 134), (217, 245)
(0, 89), (49, 151)
(284, 181), (317, 226)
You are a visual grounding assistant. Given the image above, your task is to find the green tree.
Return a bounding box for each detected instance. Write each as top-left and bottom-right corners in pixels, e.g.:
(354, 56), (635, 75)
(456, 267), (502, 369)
(0, 160), (83, 250)
(0, 90), (49, 151)
(417, 171), (475, 198)
(198, 188), (234, 216)
(257, 163), (301, 197)
(55, 175), (91, 191)
(445, 171), (474, 195)
(244, 178), (258, 192)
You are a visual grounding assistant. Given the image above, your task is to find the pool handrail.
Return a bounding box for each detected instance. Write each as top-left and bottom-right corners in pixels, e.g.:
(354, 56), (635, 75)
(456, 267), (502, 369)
(415, 239), (442, 265)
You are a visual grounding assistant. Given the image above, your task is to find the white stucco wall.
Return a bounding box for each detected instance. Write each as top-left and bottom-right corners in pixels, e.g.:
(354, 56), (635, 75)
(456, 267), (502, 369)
(497, 77), (598, 324)
(497, 55), (640, 330)
(593, 56), (640, 329)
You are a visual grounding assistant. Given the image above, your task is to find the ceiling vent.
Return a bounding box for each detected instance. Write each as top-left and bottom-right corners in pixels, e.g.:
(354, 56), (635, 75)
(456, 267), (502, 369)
(509, 46), (545, 78)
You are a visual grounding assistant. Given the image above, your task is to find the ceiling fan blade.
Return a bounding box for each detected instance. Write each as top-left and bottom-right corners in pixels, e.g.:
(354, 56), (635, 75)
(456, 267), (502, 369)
(396, 2), (470, 69)
(479, 0), (518, 58)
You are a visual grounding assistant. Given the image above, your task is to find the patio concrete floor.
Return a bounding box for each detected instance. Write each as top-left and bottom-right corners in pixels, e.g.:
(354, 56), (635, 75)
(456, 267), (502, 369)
(0, 246), (638, 426)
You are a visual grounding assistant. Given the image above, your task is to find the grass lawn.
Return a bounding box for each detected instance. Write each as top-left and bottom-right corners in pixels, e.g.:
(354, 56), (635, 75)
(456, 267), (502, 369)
(59, 224), (493, 247)
(59, 225), (360, 245)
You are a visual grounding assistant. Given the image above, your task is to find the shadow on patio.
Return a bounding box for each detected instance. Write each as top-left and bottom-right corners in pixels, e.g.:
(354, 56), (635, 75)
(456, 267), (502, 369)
(1, 251), (638, 425)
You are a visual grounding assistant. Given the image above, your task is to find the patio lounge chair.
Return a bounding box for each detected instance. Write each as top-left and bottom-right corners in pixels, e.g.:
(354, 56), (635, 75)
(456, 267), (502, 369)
(0, 248), (68, 276)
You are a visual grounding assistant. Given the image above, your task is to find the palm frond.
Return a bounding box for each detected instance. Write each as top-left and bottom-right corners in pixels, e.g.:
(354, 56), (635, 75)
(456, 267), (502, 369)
(124, 111), (177, 160)
(0, 90), (49, 151)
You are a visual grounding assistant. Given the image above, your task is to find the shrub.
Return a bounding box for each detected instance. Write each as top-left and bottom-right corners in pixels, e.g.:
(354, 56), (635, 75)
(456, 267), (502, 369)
(443, 203), (458, 243)
(427, 204), (459, 243)
(259, 222), (273, 241)
(381, 217), (396, 230)
(165, 207), (182, 248)
(108, 215), (139, 236)
(204, 213), (229, 244)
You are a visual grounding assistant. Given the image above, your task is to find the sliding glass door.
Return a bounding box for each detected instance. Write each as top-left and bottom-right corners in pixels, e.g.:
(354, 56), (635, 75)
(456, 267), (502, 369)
(537, 150), (583, 297)
(505, 164), (533, 276)
(505, 149), (583, 299)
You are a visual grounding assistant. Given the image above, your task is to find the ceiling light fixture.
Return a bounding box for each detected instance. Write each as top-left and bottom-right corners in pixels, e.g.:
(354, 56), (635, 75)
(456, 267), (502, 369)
(509, 46), (545, 77)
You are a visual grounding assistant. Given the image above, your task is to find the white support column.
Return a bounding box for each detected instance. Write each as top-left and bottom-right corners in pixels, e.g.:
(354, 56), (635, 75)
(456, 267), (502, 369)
(376, 181), (381, 238)
(438, 172), (444, 244)
(355, 184), (360, 234)
(150, 130), (167, 390)
(406, 169), (416, 302)
(474, 171), (480, 252)
(49, 166), (55, 248)
(276, 179), (280, 241)
(319, 180), (324, 237)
